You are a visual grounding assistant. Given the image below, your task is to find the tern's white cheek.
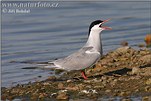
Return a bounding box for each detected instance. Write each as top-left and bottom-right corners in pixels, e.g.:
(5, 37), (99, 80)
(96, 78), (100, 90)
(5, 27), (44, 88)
(91, 25), (103, 32)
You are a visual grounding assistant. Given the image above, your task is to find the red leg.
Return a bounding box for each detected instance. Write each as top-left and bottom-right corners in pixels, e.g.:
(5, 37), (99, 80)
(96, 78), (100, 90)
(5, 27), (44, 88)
(81, 71), (88, 80)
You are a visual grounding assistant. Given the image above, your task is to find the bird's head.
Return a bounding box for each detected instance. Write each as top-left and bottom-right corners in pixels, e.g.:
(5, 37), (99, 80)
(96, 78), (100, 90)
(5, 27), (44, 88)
(88, 19), (112, 36)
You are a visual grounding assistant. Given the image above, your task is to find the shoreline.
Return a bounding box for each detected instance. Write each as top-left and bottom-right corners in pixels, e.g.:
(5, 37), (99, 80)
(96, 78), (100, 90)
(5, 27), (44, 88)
(1, 46), (151, 101)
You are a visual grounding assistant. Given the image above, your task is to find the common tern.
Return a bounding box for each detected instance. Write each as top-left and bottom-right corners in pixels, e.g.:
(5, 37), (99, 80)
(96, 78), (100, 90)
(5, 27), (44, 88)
(43, 19), (111, 79)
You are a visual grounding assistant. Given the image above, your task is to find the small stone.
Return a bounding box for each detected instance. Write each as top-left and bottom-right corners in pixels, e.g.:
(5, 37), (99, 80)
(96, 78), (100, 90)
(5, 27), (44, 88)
(111, 79), (117, 86)
(86, 85), (92, 89)
(139, 54), (151, 64)
(119, 91), (126, 96)
(121, 98), (131, 101)
(146, 78), (151, 85)
(78, 84), (85, 90)
(144, 86), (150, 91)
(102, 80), (107, 85)
(80, 90), (89, 94)
(56, 92), (69, 100)
(101, 76), (107, 80)
(121, 41), (128, 46)
(43, 82), (51, 86)
(138, 43), (145, 47)
(114, 46), (130, 54)
(46, 76), (56, 81)
(135, 88), (139, 92)
(131, 67), (140, 75)
(66, 86), (79, 91)
(51, 93), (57, 97)
(31, 95), (38, 101)
(142, 96), (149, 101)
(39, 93), (45, 99)
(89, 89), (98, 94)
(66, 80), (72, 83)
(107, 77), (113, 82)
(113, 79), (118, 82)
(105, 89), (111, 93)
(66, 83), (79, 91)
(58, 83), (64, 89)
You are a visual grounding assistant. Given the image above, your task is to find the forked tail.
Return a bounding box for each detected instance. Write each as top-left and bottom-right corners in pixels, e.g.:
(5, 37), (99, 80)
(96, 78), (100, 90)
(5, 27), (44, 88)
(11, 60), (60, 70)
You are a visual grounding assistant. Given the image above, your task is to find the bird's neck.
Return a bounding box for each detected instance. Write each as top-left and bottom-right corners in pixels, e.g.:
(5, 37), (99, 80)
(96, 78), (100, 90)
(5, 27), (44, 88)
(85, 30), (103, 54)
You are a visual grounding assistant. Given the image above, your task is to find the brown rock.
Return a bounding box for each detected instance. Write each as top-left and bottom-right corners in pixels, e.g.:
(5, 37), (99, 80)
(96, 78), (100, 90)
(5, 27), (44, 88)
(138, 43), (145, 47)
(93, 64), (104, 72)
(78, 84), (85, 90)
(30, 93), (39, 100)
(146, 78), (151, 85)
(105, 89), (111, 93)
(119, 91), (127, 96)
(66, 86), (79, 91)
(121, 98), (132, 101)
(140, 67), (151, 76)
(144, 86), (151, 91)
(58, 83), (64, 89)
(66, 83), (79, 91)
(112, 46), (130, 56)
(46, 76), (56, 81)
(131, 67), (140, 75)
(121, 41), (128, 46)
(142, 96), (151, 101)
(56, 91), (69, 100)
(66, 80), (72, 83)
(139, 54), (151, 64)
(39, 94), (44, 99)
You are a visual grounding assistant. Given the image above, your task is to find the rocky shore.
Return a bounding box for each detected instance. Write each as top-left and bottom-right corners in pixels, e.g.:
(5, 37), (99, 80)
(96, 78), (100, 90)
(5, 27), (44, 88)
(1, 46), (151, 101)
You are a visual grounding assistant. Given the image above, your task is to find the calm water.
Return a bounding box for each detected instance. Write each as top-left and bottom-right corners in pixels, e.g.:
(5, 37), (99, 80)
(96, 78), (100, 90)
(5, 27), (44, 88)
(2, 1), (150, 88)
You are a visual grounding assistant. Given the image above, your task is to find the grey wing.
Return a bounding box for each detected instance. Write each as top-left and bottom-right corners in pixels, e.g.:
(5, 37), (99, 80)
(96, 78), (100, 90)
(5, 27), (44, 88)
(53, 46), (100, 71)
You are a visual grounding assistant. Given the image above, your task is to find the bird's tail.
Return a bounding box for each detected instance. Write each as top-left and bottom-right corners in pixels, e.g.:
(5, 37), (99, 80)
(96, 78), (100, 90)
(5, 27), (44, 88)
(13, 60), (61, 70)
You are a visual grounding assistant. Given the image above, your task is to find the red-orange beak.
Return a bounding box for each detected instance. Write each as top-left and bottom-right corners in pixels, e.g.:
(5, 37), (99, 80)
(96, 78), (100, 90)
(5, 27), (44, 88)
(100, 18), (112, 30)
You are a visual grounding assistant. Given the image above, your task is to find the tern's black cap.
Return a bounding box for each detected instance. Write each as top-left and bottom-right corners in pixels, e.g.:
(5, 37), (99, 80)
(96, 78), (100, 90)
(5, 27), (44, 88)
(88, 20), (103, 36)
